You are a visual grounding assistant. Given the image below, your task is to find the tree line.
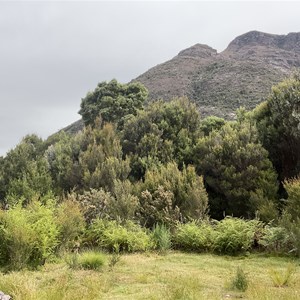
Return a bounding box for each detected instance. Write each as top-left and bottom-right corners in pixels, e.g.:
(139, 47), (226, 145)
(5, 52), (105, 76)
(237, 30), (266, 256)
(0, 75), (300, 229)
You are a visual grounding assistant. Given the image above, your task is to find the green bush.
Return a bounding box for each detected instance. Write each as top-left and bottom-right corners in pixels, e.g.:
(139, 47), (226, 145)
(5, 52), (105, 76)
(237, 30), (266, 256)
(279, 212), (300, 256)
(172, 221), (214, 252)
(86, 219), (152, 252)
(139, 162), (208, 227)
(283, 177), (300, 219)
(55, 198), (85, 252)
(213, 217), (260, 255)
(258, 224), (291, 254)
(0, 200), (59, 270)
(66, 251), (106, 271)
(78, 188), (113, 224)
(77, 251), (106, 270)
(152, 223), (172, 253)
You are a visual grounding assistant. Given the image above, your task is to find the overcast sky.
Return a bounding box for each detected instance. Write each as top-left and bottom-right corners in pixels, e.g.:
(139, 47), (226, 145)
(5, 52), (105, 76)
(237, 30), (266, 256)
(1, 1), (300, 155)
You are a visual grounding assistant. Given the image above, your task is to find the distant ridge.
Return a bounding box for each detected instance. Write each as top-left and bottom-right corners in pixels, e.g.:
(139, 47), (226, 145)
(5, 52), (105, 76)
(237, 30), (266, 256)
(63, 31), (300, 134)
(134, 30), (300, 118)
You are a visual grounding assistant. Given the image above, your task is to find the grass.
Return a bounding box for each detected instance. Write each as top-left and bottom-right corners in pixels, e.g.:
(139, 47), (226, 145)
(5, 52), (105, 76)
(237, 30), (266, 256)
(0, 252), (299, 299)
(68, 251), (106, 271)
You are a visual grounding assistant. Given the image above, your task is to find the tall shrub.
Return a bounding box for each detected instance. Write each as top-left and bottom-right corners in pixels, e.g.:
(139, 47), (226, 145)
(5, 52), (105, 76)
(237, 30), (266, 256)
(0, 200), (59, 270)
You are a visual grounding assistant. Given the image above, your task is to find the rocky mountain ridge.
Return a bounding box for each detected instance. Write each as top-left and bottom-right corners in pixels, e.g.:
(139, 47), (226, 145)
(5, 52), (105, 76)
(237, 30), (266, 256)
(64, 31), (300, 134)
(134, 30), (300, 118)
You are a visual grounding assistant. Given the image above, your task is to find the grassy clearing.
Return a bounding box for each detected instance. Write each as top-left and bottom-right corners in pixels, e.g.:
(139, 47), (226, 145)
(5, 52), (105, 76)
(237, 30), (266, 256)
(0, 252), (299, 299)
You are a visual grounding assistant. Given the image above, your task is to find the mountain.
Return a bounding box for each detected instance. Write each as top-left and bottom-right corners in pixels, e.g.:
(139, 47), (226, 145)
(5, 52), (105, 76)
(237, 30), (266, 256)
(63, 31), (300, 135)
(134, 31), (300, 118)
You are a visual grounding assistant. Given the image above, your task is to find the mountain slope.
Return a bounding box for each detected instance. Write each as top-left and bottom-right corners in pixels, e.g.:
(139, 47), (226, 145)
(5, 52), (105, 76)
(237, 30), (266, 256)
(134, 31), (300, 118)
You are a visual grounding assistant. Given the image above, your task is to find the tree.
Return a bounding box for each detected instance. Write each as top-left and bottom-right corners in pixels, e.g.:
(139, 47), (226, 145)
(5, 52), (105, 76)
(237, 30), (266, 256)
(122, 97), (202, 179)
(253, 73), (300, 181)
(0, 135), (53, 206)
(193, 120), (278, 220)
(45, 132), (81, 194)
(78, 123), (131, 193)
(79, 79), (148, 129)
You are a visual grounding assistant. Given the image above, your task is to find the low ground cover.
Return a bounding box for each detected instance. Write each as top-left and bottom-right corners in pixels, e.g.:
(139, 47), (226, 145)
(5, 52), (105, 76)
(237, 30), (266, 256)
(0, 252), (299, 300)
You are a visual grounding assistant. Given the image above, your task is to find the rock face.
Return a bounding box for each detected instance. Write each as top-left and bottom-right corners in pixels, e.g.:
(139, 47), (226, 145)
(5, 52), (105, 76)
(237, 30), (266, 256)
(134, 31), (300, 119)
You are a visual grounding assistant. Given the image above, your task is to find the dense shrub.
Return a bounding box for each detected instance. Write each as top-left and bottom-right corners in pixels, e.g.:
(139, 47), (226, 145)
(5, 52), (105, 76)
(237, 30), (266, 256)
(139, 186), (180, 228)
(173, 221), (214, 252)
(86, 219), (152, 252)
(213, 217), (261, 255)
(258, 224), (291, 254)
(55, 198), (85, 252)
(0, 200), (59, 270)
(108, 179), (139, 222)
(283, 177), (300, 220)
(279, 213), (300, 256)
(78, 188), (113, 224)
(138, 162), (208, 227)
(275, 178), (300, 256)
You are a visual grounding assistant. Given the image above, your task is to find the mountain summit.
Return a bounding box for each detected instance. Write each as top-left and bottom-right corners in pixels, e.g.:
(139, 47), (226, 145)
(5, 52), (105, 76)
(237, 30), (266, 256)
(134, 31), (300, 118)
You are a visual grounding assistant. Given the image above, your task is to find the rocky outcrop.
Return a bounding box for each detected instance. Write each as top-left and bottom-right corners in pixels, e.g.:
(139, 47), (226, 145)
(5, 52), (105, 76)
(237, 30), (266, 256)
(134, 31), (300, 119)
(178, 44), (217, 58)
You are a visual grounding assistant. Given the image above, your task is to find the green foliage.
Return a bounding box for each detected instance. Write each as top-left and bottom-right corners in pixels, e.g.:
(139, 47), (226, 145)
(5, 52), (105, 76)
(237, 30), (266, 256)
(0, 134), (53, 206)
(139, 186), (180, 228)
(269, 263), (296, 287)
(274, 178), (300, 256)
(194, 120), (278, 219)
(173, 221), (214, 252)
(283, 177), (300, 220)
(86, 219), (152, 252)
(253, 73), (300, 181)
(258, 224), (291, 254)
(66, 251), (106, 271)
(122, 97), (201, 178)
(79, 124), (131, 192)
(76, 251), (106, 271)
(199, 116), (225, 136)
(79, 79), (148, 129)
(45, 123), (131, 195)
(78, 181), (139, 224)
(108, 247), (121, 269)
(213, 217), (260, 255)
(138, 162), (208, 227)
(78, 188), (113, 224)
(279, 212), (300, 257)
(0, 200), (59, 270)
(152, 224), (172, 253)
(230, 267), (248, 292)
(108, 179), (139, 222)
(45, 132), (81, 194)
(55, 199), (85, 252)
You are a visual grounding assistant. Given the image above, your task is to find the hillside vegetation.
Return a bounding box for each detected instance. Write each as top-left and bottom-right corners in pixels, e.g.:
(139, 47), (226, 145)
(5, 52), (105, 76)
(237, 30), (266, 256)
(0, 52), (300, 299)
